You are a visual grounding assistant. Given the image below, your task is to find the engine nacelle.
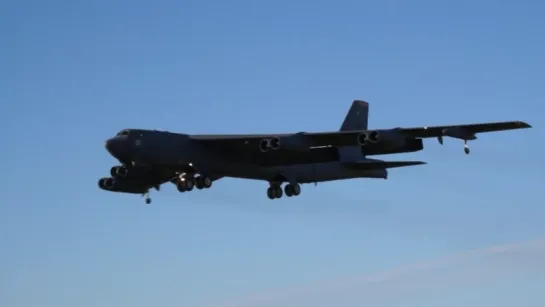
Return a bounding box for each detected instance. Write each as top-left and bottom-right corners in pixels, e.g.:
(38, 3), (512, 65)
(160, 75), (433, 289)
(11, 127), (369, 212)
(259, 139), (270, 152)
(358, 130), (407, 148)
(268, 137), (281, 150)
(357, 131), (380, 145)
(259, 137), (281, 152)
(367, 130), (379, 143)
(99, 177), (116, 189)
(110, 166), (128, 177)
(110, 166), (119, 177)
(98, 177), (148, 194)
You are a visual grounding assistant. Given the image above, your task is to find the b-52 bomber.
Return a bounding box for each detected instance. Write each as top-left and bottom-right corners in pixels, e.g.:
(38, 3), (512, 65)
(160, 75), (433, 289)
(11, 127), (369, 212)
(98, 100), (531, 204)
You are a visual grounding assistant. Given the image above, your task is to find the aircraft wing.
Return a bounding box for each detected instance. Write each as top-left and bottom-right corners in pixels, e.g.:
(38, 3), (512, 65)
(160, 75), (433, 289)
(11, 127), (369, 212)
(189, 131), (365, 150)
(398, 121), (532, 139)
(188, 121), (531, 154)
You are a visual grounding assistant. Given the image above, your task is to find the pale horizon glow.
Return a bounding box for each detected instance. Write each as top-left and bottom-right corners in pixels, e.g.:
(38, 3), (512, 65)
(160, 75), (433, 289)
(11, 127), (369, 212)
(214, 238), (545, 307)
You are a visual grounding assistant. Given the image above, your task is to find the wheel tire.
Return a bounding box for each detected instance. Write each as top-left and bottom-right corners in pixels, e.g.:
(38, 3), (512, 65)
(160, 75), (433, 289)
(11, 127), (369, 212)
(293, 184), (301, 196)
(203, 177), (212, 188)
(274, 187), (283, 198)
(176, 180), (186, 192)
(284, 185), (294, 197)
(267, 187), (275, 199)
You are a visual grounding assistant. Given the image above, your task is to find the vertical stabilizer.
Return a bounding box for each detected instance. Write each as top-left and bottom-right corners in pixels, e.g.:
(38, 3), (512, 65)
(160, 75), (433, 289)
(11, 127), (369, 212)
(340, 100), (369, 131)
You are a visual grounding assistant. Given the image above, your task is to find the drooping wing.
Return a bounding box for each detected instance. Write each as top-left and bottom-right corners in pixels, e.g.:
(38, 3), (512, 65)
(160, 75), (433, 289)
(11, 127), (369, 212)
(398, 121), (532, 139)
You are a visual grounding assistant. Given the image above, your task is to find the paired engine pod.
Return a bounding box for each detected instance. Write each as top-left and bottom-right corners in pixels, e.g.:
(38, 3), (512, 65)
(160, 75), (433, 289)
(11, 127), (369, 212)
(98, 177), (116, 189)
(259, 139), (269, 152)
(357, 132), (369, 145)
(368, 130), (380, 143)
(267, 137), (281, 150)
(357, 131), (380, 145)
(259, 137), (281, 152)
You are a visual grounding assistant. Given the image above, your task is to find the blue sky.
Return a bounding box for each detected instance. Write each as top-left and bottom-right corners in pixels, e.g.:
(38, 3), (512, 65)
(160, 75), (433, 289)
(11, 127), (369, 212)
(1, 0), (544, 306)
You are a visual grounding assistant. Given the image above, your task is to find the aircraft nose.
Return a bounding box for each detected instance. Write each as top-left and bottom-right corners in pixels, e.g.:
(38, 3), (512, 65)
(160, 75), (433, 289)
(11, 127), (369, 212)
(105, 137), (126, 159)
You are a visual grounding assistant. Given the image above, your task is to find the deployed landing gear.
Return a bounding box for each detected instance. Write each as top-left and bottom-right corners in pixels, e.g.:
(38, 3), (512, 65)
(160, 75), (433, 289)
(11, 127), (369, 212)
(195, 176), (212, 189)
(176, 177), (194, 192)
(266, 182), (301, 199)
(464, 140), (470, 154)
(267, 185), (283, 199)
(284, 183), (301, 197)
(437, 132), (474, 155)
(176, 174), (212, 192)
(142, 191), (152, 204)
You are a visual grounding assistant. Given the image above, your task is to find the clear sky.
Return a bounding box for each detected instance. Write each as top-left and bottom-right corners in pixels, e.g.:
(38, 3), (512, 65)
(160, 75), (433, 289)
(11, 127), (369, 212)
(2, 0), (544, 306)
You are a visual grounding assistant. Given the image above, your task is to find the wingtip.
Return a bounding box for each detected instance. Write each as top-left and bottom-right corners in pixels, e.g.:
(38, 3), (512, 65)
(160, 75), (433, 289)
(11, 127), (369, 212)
(517, 121), (532, 128)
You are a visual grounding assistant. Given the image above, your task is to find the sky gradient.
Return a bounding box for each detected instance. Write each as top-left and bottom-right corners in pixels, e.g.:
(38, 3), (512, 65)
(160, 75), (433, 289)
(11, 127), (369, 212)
(2, 0), (545, 306)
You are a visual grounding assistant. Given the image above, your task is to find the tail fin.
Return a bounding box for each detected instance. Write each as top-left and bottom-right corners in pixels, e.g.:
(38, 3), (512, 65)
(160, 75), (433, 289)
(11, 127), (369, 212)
(340, 100), (369, 131)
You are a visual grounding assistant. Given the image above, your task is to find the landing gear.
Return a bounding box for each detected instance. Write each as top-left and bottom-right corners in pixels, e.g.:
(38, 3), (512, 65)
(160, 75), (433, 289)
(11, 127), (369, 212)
(284, 183), (301, 197)
(464, 140), (470, 154)
(143, 191), (152, 204)
(176, 174), (212, 192)
(266, 182), (301, 199)
(176, 177), (194, 192)
(267, 185), (283, 199)
(195, 176), (212, 189)
(437, 133), (474, 155)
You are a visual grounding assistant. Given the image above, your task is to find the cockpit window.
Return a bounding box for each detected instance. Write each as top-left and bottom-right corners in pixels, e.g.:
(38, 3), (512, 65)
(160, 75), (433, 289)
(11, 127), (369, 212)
(117, 129), (130, 136)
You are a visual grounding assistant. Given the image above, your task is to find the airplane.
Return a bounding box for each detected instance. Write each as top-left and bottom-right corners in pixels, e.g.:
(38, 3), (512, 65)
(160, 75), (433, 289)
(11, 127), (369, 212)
(98, 100), (531, 204)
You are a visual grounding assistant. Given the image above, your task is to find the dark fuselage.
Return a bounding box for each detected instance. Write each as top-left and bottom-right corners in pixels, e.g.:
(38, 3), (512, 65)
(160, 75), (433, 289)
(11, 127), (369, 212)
(105, 129), (424, 172)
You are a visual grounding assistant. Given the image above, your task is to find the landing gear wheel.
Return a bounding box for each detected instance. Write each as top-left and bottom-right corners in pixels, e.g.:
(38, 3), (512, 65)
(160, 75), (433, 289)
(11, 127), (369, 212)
(464, 140), (470, 154)
(284, 183), (301, 197)
(176, 178), (195, 192)
(195, 176), (213, 189)
(185, 179), (195, 191)
(274, 186), (283, 198)
(285, 185), (294, 197)
(203, 176), (212, 188)
(267, 186), (283, 199)
(177, 180), (187, 192)
(143, 191), (152, 204)
(267, 187), (275, 199)
(292, 183), (301, 196)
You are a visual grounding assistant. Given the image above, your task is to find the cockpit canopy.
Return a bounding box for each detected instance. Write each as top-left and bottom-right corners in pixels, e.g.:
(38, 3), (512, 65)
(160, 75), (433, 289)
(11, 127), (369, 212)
(116, 129), (131, 136)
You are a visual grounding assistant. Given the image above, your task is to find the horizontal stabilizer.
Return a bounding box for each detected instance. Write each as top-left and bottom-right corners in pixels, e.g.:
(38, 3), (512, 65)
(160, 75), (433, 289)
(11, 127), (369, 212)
(344, 159), (427, 170)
